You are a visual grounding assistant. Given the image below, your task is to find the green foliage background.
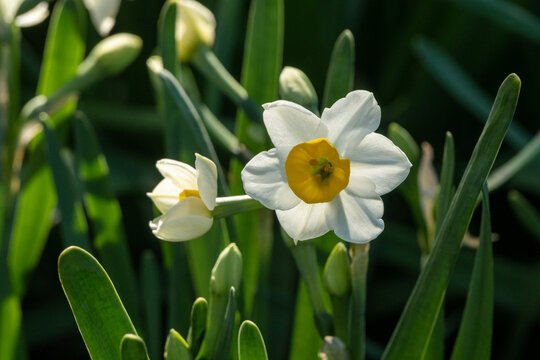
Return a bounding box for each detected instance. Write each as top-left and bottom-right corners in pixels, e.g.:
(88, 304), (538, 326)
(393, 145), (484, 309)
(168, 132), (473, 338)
(11, 0), (540, 358)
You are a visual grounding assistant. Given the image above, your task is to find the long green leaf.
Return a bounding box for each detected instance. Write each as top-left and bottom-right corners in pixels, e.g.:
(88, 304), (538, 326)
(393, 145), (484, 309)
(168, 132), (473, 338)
(74, 114), (140, 326)
(187, 297), (208, 357)
(488, 130), (540, 191)
(435, 131), (455, 235)
(165, 329), (193, 360)
(507, 191), (540, 242)
(236, 0), (284, 151)
(58, 246), (137, 360)
(121, 334), (150, 360)
(238, 321), (268, 360)
(451, 0), (540, 45)
(382, 73), (520, 359)
(229, 0), (284, 319)
(288, 282), (322, 360)
(8, 0), (86, 294)
(413, 37), (529, 151)
(42, 119), (90, 251)
(0, 293), (21, 360)
(140, 251), (162, 360)
(450, 185), (493, 360)
(322, 29), (355, 109)
(387, 123), (427, 252)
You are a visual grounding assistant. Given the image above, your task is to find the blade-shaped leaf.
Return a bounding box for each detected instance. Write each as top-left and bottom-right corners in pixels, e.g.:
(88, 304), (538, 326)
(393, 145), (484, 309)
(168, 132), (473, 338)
(187, 297), (208, 357)
(450, 185), (493, 360)
(413, 37), (529, 151)
(58, 246), (137, 360)
(238, 320), (268, 360)
(8, 0), (86, 294)
(382, 73), (520, 359)
(322, 29), (355, 109)
(165, 329), (193, 360)
(74, 114), (140, 326)
(507, 191), (540, 241)
(121, 334), (150, 360)
(140, 251), (162, 360)
(42, 119), (90, 251)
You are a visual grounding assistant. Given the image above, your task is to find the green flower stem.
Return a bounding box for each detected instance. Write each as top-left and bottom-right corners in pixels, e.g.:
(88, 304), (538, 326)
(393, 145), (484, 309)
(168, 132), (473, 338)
(212, 195), (263, 219)
(192, 45), (262, 123)
(331, 295), (350, 345)
(199, 105), (253, 163)
(284, 233), (332, 338)
(349, 243), (369, 360)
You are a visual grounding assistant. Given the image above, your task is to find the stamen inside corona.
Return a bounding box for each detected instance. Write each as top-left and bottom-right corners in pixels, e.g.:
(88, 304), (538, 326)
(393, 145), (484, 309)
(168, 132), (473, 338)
(179, 189), (201, 201)
(285, 138), (350, 204)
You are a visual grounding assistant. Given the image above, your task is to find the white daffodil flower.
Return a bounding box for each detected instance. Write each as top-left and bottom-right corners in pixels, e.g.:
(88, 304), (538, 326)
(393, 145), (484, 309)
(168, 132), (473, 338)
(83, 0), (121, 36)
(241, 90), (412, 244)
(147, 154), (217, 241)
(175, 0), (215, 61)
(1, 0), (49, 28)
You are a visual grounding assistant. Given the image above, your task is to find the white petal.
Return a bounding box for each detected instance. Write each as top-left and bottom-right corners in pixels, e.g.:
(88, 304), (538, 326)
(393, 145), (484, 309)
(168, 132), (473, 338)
(345, 175), (378, 198)
(149, 197), (213, 241)
(262, 100), (327, 152)
(321, 90), (381, 157)
(83, 0), (121, 36)
(14, 2), (49, 27)
(195, 153), (217, 210)
(332, 191), (384, 243)
(349, 133), (412, 196)
(0, 0), (23, 23)
(241, 149), (300, 211)
(147, 178), (180, 213)
(156, 159), (198, 190)
(276, 202), (336, 242)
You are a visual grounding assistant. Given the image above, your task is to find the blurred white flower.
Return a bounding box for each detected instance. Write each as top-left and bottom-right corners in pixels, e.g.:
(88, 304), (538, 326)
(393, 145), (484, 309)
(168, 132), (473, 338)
(1, 0), (49, 28)
(241, 90), (411, 243)
(148, 154), (217, 241)
(175, 0), (215, 61)
(83, 0), (121, 36)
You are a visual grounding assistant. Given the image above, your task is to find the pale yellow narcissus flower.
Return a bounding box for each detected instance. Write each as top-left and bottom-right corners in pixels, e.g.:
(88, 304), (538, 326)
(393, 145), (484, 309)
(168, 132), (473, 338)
(0, 0), (49, 28)
(147, 154), (217, 241)
(83, 0), (121, 36)
(175, 0), (216, 62)
(241, 90), (412, 243)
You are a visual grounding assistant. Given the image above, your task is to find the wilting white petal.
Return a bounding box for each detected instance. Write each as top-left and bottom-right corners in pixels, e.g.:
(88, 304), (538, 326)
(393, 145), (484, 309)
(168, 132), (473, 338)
(332, 191), (384, 243)
(195, 153), (217, 210)
(83, 0), (121, 36)
(321, 90), (380, 157)
(14, 2), (48, 27)
(147, 178), (180, 213)
(149, 197), (212, 241)
(349, 133), (412, 196)
(156, 159), (198, 190)
(242, 148), (301, 211)
(262, 100), (327, 153)
(276, 202), (336, 242)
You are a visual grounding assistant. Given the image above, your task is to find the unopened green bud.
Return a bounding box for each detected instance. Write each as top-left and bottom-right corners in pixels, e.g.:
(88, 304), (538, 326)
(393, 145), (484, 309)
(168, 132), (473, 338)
(210, 243), (242, 294)
(323, 243), (351, 296)
(77, 33), (142, 81)
(279, 66), (318, 114)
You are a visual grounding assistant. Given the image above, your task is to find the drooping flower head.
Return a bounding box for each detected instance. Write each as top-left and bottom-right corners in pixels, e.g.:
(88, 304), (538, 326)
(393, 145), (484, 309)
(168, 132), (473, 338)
(147, 153), (217, 241)
(241, 90), (411, 243)
(175, 0), (216, 62)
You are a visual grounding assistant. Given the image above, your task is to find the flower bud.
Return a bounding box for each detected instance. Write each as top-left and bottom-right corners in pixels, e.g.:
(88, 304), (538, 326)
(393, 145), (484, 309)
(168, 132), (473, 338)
(210, 243), (242, 294)
(175, 0), (216, 62)
(279, 66), (318, 114)
(77, 33), (142, 81)
(323, 242), (351, 296)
